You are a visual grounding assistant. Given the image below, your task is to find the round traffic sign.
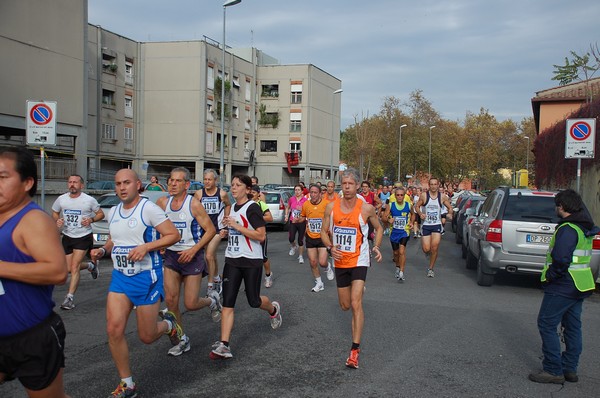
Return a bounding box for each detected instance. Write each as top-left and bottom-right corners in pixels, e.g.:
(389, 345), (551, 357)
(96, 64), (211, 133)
(29, 103), (53, 126)
(569, 121), (592, 141)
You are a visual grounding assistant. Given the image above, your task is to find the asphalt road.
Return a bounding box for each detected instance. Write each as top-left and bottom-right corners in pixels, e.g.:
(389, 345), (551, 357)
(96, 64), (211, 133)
(4, 227), (600, 397)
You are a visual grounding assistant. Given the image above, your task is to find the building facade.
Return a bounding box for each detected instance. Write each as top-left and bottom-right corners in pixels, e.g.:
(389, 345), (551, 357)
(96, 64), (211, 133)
(0, 1), (342, 186)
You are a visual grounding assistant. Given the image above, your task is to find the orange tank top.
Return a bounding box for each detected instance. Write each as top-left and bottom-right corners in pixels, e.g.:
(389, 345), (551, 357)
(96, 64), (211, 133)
(330, 199), (370, 268)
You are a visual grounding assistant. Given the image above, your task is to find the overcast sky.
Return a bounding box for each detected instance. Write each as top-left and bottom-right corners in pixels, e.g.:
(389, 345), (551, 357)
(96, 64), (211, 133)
(88, 0), (600, 129)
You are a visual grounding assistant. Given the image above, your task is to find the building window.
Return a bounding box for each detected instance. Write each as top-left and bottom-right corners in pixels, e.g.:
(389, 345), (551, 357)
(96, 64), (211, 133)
(291, 84), (302, 104)
(261, 84), (279, 98)
(232, 136), (238, 148)
(207, 100), (214, 122)
(245, 109), (251, 130)
(102, 124), (116, 140)
(206, 131), (213, 154)
(124, 95), (133, 118)
(217, 134), (228, 151)
(102, 53), (117, 73)
(233, 76), (240, 89)
(125, 60), (134, 85)
(102, 89), (115, 106)
(290, 141), (301, 152)
(290, 112), (302, 132)
(260, 140), (277, 152)
(124, 127), (134, 140)
(245, 78), (251, 102)
(207, 66), (214, 90)
(232, 106), (239, 119)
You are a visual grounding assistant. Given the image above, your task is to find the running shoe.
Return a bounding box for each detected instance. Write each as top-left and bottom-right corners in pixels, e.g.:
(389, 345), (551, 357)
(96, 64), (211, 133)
(162, 311), (183, 345)
(209, 341), (233, 359)
(399, 271), (405, 281)
(60, 296), (75, 310)
(89, 261), (100, 279)
(326, 263), (334, 281)
(394, 268), (400, 280)
(158, 308), (168, 319)
(346, 348), (360, 369)
(270, 301), (282, 329)
(298, 255), (304, 264)
(208, 290), (222, 323)
(311, 281), (324, 292)
(168, 335), (191, 357)
(264, 273), (273, 288)
(289, 246), (296, 256)
(109, 381), (138, 398)
(212, 280), (223, 296)
(427, 269), (435, 278)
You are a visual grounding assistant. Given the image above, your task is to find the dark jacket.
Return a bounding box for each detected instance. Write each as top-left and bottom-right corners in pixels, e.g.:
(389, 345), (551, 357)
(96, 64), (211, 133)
(544, 209), (600, 299)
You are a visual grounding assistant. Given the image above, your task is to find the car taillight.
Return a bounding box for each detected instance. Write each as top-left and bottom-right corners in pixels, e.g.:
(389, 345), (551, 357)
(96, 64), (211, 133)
(486, 220), (502, 242)
(279, 199), (285, 210)
(467, 218), (474, 225)
(593, 234), (600, 250)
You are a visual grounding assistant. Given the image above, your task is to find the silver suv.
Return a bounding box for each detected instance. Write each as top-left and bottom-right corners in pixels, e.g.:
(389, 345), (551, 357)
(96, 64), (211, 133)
(466, 187), (600, 286)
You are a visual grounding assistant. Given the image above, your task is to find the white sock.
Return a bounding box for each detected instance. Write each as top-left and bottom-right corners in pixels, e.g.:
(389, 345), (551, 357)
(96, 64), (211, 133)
(121, 377), (134, 388)
(214, 275), (221, 283)
(67, 293), (74, 299)
(316, 277), (322, 284)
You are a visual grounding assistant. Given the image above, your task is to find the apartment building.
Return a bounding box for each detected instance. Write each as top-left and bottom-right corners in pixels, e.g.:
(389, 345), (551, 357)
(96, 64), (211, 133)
(0, 0), (342, 186)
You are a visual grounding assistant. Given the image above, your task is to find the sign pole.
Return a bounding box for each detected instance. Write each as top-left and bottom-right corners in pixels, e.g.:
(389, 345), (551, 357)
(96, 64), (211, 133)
(576, 158), (581, 193)
(40, 146), (45, 208)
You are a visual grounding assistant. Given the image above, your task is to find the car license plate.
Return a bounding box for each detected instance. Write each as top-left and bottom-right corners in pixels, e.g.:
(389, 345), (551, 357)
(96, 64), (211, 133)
(526, 234), (551, 244)
(96, 234), (109, 242)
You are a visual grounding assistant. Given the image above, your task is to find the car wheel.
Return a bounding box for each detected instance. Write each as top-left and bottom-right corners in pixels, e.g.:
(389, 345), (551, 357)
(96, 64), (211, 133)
(476, 255), (494, 287)
(466, 247), (477, 270)
(461, 241), (467, 259)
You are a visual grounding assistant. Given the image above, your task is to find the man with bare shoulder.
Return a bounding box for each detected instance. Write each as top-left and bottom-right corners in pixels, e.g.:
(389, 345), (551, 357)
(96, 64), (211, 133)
(0, 146), (70, 398)
(414, 177), (453, 278)
(89, 169), (181, 397)
(156, 167), (219, 357)
(194, 169), (231, 295)
(52, 175), (104, 310)
(321, 168), (383, 369)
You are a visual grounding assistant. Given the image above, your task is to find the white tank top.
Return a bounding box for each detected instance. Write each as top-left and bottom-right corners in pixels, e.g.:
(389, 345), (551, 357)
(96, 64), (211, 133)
(226, 200), (263, 260)
(423, 192), (442, 226)
(165, 195), (202, 251)
(108, 198), (167, 276)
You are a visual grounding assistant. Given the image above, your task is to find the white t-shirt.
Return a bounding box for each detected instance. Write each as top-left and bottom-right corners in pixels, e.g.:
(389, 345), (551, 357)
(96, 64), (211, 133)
(52, 192), (100, 238)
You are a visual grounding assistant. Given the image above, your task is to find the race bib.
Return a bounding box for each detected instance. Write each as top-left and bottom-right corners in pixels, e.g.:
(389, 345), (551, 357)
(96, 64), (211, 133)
(173, 221), (186, 244)
(227, 229), (242, 254)
(111, 246), (142, 275)
(202, 197), (220, 215)
(307, 218), (322, 234)
(64, 209), (82, 228)
(291, 209), (301, 220)
(393, 217), (407, 230)
(426, 211), (440, 224)
(333, 226), (357, 253)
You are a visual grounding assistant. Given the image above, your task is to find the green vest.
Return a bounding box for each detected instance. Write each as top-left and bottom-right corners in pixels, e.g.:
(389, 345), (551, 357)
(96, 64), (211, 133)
(541, 222), (595, 292)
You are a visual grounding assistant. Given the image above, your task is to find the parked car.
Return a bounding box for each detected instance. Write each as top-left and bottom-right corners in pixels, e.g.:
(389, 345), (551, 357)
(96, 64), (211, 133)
(466, 187), (600, 286)
(263, 183), (284, 191)
(263, 190), (291, 230)
(87, 180), (115, 191)
(454, 195), (486, 244)
(451, 191), (475, 232)
(92, 191), (169, 247)
(461, 200), (484, 259)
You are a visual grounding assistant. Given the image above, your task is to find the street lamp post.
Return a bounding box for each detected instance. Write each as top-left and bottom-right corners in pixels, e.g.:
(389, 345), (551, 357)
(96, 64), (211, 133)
(329, 89), (343, 181)
(220, 0), (241, 184)
(428, 125), (436, 177)
(397, 124), (407, 183)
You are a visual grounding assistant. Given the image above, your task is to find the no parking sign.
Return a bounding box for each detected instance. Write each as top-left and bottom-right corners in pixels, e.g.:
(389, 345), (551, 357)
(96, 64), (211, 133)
(565, 118), (595, 158)
(26, 100), (57, 146)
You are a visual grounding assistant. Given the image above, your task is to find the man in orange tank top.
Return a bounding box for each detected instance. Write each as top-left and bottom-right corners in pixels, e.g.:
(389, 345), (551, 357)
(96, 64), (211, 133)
(321, 168), (383, 369)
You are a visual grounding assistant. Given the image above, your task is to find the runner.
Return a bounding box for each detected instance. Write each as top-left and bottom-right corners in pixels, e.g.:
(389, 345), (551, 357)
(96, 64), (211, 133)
(382, 186), (412, 281)
(286, 185), (307, 264)
(299, 184), (334, 292)
(250, 185), (274, 288)
(359, 181), (382, 243)
(52, 175), (104, 310)
(156, 167), (220, 357)
(414, 178), (453, 277)
(89, 169), (181, 398)
(194, 169), (231, 295)
(0, 146), (70, 398)
(209, 175), (282, 360)
(412, 187), (422, 238)
(378, 185), (392, 235)
(439, 186), (447, 235)
(323, 180), (340, 203)
(321, 168), (383, 369)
